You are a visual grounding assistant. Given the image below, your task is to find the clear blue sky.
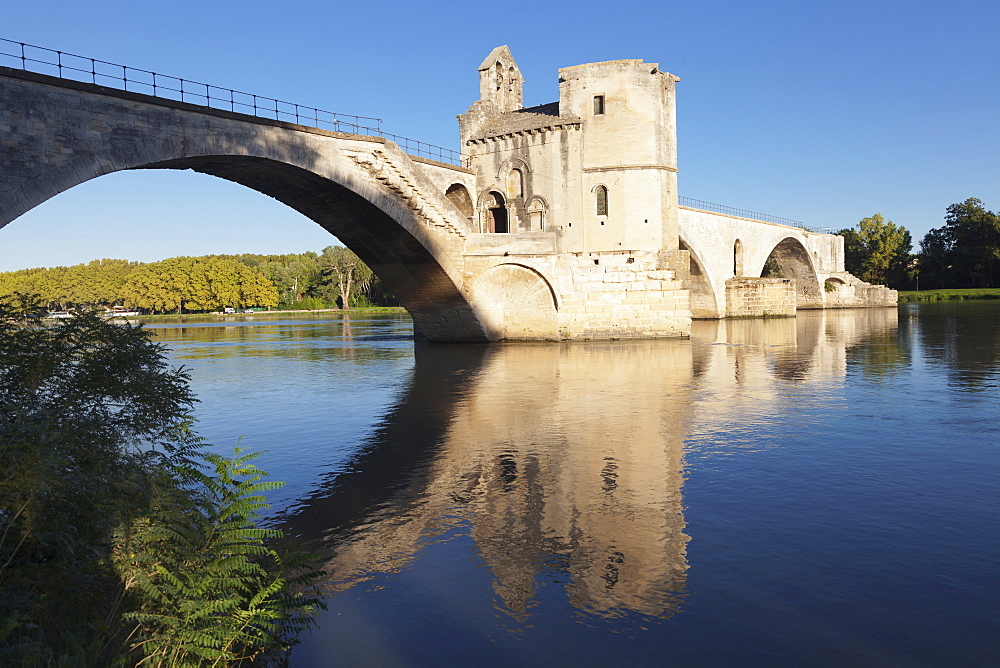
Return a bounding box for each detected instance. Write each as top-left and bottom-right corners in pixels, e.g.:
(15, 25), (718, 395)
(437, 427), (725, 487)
(2, 0), (997, 271)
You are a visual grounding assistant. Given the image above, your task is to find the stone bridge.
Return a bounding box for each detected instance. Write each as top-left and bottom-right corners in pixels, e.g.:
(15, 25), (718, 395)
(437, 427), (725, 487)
(678, 207), (891, 318)
(0, 46), (896, 342)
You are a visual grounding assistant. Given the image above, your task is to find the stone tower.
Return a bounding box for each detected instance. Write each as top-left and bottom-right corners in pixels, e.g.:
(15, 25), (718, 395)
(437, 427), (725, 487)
(556, 59), (681, 254)
(459, 48), (682, 255)
(457, 47), (693, 341)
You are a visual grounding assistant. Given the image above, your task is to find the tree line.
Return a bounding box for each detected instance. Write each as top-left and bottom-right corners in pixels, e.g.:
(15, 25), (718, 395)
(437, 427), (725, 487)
(4, 199), (993, 307)
(838, 197), (999, 290)
(0, 246), (395, 314)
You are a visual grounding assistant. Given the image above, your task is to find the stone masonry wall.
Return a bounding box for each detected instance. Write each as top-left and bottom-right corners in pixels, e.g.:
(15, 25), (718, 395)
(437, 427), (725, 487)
(464, 249), (690, 340)
(725, 278), (796, 317)
(555, 251), (690, 339)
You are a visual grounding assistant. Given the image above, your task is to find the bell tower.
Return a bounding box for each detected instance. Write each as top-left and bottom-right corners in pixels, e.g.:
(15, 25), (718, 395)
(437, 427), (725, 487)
(459, 45), (523, 146)
(478, 45), (522, 112)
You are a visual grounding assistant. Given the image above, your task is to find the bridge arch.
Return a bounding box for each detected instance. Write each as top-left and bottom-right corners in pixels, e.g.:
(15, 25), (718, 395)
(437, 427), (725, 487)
(0, 71), (488, 341)
(760, 237), (823, 308)
(679, 238), (721, 318)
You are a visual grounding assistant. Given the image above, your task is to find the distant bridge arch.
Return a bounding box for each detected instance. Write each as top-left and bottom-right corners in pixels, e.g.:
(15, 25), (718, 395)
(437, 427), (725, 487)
(759, 237), (823, 308)
(679, 207), (848, 318)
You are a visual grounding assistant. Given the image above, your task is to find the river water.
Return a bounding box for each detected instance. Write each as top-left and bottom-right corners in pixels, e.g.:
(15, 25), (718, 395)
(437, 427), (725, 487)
(145, 303), (1000, 666)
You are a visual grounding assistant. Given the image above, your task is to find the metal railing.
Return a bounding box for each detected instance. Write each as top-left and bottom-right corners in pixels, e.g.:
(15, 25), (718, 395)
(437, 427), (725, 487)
(0, 37), (463, 165)
(679, 197), (835, 234)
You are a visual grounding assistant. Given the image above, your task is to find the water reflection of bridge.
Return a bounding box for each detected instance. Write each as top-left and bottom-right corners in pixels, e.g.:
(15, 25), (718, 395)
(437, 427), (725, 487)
(277, 308), (899, 619)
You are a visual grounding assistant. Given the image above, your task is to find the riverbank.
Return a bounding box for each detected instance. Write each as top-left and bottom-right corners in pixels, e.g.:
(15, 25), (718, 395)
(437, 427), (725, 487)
(130, 306), (407, 323)
(898, 288), (1000, 302)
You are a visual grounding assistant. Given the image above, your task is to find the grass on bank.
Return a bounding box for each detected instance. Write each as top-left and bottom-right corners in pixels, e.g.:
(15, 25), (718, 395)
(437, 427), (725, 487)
(898, 288), (1000, 302)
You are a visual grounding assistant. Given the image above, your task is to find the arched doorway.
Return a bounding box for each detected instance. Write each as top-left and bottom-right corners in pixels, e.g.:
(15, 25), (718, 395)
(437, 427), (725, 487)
(485, 191), (509, 233)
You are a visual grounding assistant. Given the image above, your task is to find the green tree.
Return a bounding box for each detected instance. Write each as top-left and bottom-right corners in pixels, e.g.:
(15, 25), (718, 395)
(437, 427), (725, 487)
(0, 248), (390, 313)
(122, 258), (186, 313)
(838, 213), (913, 288)
(919, 198), (1000, 289)
(120, 257), (279, 313)
(318, 246), (373, 309)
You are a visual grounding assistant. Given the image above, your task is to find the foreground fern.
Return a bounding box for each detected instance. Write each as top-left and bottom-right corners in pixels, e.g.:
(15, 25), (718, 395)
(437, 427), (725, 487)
(115, 447), (324, 666)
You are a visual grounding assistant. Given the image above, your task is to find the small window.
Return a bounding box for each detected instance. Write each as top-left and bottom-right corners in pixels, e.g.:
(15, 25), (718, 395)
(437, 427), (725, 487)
(593, 95), (605, 115)
(527, 197), (546, 231)
(595, 185), (608, 217)
(507, 168), (523, 198)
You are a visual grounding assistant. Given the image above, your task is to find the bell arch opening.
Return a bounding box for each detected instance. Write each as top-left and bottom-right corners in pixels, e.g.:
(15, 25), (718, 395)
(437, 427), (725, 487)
(761, 237), (823, 308)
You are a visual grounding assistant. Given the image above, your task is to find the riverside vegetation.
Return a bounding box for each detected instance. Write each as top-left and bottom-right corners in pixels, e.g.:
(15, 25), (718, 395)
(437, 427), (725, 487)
(0, 246), (392, 315)
(837, 198), (1000, 293)
(0, 295), (324, 665)
(3, 199), (996, 313)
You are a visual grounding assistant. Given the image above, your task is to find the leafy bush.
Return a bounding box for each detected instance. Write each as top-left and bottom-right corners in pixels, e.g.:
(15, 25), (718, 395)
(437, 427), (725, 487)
(0, 295), (323, 665)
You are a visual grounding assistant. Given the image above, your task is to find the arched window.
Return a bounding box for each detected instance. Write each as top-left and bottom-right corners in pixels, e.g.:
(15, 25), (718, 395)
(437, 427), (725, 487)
(506, 169), (523, 198)
(495, 62), (505, 109)
(734, 239), (744, 276)
(527, 197), (546, 231)
(595, 185), (608, 217)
